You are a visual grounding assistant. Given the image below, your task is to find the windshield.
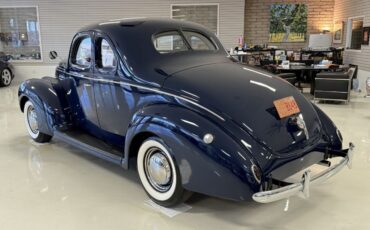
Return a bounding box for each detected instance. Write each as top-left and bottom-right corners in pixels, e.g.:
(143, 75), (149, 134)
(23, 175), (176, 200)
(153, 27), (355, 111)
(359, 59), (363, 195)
(153, 30), (217, 54)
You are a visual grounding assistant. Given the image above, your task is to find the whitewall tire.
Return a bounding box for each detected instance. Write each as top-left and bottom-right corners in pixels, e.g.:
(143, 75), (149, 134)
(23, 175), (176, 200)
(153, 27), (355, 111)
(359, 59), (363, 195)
(24, 100), (52, 143)
(137, 137), (191, 207)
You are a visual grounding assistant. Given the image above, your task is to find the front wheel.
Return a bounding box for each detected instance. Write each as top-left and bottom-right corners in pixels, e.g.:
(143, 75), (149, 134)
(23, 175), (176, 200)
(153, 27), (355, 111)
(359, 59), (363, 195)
(137, 137), (191, 207)
(24, 100), (52, 143)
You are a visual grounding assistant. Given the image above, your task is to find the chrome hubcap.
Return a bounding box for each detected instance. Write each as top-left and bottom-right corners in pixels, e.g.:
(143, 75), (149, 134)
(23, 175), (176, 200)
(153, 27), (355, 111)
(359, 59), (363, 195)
(27, 105), (38, 134)
(1, 69), (11, 85)
(144, 147), (172, 192)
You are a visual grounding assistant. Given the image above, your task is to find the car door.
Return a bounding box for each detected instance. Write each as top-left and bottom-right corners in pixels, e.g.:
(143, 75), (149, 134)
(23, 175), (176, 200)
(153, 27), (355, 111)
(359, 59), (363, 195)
(67, 33), (100, 133)
(92, 34), (129, 148)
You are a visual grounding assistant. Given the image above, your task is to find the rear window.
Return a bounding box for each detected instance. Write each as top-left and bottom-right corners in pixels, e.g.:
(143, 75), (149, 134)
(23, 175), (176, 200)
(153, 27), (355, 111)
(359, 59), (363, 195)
(183, 31), (216, 51)
(153, 31), (189, 54)
(153, 30), (217, 54)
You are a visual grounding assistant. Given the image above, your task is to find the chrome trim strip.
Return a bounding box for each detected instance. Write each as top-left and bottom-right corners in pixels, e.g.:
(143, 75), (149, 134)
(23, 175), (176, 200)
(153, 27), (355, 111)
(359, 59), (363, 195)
(243, 67), (273, 78)
(180, 89), (200, 98)
(54, 131), (122, 165)
(252, 143), (354, 203)
(58, 70), (225, 121)
(250, 80), (276, 92)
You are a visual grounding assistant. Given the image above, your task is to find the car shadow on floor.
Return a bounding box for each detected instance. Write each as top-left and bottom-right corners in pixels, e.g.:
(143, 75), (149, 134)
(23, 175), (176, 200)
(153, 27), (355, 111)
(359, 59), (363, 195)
(9, 135), (337, 229)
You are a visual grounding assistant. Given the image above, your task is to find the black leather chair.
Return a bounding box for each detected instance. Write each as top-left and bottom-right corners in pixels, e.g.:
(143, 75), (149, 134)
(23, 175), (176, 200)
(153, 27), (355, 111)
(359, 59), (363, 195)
(314, 71), (352, 103)
(277, 73), (297, 85)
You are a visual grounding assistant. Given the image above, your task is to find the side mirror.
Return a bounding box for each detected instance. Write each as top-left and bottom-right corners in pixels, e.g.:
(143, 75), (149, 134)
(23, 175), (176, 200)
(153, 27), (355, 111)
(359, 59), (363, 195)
(49, 51), (58, 60)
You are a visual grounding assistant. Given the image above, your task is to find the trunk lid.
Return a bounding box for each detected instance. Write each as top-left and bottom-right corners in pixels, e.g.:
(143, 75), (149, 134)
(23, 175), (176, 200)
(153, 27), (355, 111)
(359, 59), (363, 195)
(163, 62), (322, 156)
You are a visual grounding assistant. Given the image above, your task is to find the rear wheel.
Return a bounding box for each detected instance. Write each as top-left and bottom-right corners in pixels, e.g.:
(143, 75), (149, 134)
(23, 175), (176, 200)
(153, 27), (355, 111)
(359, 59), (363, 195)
(137, 137), (192, 207)
(24, 100), (52, 143)
(0, 68), (12, 87)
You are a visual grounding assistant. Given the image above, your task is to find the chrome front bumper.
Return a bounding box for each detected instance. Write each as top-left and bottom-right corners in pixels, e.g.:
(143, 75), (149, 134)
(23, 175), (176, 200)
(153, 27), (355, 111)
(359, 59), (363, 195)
(253, 143), (354, 203)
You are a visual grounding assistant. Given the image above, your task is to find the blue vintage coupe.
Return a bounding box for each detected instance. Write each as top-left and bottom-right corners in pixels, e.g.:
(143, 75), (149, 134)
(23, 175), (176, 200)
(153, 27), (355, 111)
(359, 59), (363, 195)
(18, 18), (354, 207)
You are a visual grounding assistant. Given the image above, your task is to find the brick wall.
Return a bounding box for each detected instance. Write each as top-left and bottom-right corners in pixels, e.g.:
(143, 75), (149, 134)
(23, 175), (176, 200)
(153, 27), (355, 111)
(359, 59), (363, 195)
(244, 0), (335, 50)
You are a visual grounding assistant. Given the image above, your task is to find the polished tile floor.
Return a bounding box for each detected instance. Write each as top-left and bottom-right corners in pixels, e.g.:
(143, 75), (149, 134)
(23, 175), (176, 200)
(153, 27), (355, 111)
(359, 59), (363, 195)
(1, 84), (369, 230)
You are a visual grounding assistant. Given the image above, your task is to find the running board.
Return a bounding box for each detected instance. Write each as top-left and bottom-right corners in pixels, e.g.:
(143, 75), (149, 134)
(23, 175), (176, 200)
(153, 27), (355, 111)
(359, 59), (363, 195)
(54, 130), (123, 165)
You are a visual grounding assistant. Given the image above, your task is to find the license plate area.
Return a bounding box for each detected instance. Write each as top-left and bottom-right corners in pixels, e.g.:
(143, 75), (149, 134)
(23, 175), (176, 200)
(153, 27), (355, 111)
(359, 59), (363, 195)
(273, 96), (300, 119)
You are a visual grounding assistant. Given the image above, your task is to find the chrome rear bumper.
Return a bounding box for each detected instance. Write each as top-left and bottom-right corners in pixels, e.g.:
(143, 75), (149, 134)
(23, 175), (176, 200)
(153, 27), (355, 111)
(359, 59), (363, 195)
(253, 143), (354, 203)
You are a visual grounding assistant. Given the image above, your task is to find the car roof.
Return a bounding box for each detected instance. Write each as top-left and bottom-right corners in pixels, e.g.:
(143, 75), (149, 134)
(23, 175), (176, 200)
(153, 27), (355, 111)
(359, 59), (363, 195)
(78, 17), (209, 34)
(76, 18), (228, 87)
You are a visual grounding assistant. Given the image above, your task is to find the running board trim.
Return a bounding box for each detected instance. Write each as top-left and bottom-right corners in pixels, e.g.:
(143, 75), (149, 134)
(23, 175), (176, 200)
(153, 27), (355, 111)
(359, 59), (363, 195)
(54, 131), (123, 165)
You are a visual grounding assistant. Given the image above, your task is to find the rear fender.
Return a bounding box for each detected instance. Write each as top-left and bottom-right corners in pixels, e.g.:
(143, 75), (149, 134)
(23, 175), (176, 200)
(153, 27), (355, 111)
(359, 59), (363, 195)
(124, 104), (260, 201)
(18, 77), (68, 135)
(311, 103), (342, 150)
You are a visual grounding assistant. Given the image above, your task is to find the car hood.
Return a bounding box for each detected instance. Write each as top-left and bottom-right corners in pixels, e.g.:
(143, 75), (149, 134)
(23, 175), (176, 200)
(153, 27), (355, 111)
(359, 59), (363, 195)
(162, 62), (322, 157)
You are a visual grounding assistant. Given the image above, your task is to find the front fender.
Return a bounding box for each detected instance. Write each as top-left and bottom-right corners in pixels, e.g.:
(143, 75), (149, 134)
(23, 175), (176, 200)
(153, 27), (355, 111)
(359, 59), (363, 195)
(18, 77), (67, 135)
(125, 104), (261, 201)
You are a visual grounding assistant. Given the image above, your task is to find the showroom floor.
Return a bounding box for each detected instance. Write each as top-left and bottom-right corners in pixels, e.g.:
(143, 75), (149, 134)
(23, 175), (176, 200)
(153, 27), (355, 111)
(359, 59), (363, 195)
(1, 84), (369, 230)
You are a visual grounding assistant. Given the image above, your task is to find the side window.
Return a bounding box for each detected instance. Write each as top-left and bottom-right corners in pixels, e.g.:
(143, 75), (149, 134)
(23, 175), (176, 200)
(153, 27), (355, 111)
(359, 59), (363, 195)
(153, 31), (189, 54)
(72, 37), (92, 67)
(97, 38), (117, 69)
(183, 31), (216, 51)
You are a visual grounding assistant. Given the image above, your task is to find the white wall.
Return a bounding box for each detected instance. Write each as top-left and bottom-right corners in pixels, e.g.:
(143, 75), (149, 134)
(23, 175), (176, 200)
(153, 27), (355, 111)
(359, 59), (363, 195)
(11, 64), (56, 83)
(334, 0), (370, 73)
(0, 0), (244, 66)
(357, 70), (370, 93)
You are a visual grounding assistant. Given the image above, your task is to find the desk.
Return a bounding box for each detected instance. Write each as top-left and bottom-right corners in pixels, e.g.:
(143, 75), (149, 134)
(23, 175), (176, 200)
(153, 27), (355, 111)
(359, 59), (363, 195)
(300, 49), (344, 65)
(229, 53), (251, 63)
(230, 49), (280, 64)
(276, 65), (348, 94)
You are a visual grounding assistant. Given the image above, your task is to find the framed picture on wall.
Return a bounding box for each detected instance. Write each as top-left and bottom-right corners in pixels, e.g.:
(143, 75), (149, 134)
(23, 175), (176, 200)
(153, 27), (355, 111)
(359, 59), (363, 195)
(333, 21), (344, 44)
(362, 27), (370, 45)
(269, 4), (308, 43)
